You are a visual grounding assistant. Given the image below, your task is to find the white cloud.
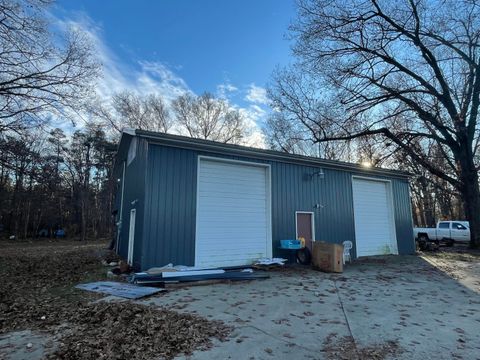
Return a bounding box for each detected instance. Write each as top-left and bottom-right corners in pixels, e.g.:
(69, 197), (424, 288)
(238, 107), (266, 147)
(52, 12), (268, 148)
(216, 83), (238, 99)
(55, 15), (192, 105)
(245, 84), (269, 105)
(135, 61), (191, 101)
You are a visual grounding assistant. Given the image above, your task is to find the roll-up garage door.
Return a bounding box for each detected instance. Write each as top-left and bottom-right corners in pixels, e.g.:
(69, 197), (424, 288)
(352, 178), (397, 256)
(195, 158), (270, 267)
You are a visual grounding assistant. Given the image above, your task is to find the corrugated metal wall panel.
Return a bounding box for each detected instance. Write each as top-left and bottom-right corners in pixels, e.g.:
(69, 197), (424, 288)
(142, 145), (197, 269)
(392, 179), (415, 254)
(140, 143), (415, 269)
(116, 137), (148, 269)
(268, 163), (357, 256)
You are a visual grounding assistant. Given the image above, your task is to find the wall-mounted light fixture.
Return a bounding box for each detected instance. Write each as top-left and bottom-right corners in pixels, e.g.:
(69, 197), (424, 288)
(311, 169), (325, 179)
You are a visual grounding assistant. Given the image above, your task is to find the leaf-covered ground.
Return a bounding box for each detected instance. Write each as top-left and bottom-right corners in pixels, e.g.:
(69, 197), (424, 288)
(425, 244), (480, 263)
(322, 333), (403, 360)
(0, 239), (231, 359)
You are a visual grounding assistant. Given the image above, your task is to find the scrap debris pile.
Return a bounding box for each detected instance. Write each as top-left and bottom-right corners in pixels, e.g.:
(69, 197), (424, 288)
(76, 258), (280, 300)
(253, 257), (287, 269)
(0, 240), (232, 359)
(129, 262), (274, 285)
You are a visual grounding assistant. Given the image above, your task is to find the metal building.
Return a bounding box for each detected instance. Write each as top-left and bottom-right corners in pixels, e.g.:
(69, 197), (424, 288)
(114, 129), (414, 270)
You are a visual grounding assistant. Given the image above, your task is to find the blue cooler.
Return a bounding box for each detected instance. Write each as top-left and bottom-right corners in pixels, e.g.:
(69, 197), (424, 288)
(280, 239), (302, 249)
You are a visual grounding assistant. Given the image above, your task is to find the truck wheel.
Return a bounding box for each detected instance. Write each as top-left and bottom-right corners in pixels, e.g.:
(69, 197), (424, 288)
(418, 235), (428, 251)
(418, 240), (427, 251)
(418, 235), (428, 242)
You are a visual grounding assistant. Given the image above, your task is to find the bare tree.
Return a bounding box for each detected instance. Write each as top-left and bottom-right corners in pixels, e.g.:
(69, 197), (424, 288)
(107, 91), (172, 133)
(172, 92), (248, 144)
(0, 0), (99, 133)
(264, 112), (314, 154)
(264, 111), (355, 159)
(271, 0), (480, 247)
(0, 126), (116, 240)
(393, 142), (460, 226)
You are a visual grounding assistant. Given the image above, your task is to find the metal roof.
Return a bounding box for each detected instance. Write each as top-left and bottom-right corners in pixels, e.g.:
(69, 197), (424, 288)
(129, 129), (411, 178)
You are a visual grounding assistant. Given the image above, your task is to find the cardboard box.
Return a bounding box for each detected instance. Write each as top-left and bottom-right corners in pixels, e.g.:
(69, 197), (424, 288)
(312, 241), (343, 273)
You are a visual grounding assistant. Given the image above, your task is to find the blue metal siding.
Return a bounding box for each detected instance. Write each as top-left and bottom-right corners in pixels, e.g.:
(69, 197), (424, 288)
(270, 163), (356, 254)
(392, 179), (416, 254)
(140, 143), (414, 269)
(116, 137), (148, 269)
(142, 145), (197, 269)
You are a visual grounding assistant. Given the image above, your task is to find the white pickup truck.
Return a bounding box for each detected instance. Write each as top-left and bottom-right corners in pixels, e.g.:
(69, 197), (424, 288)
(414, 221), (470, 248)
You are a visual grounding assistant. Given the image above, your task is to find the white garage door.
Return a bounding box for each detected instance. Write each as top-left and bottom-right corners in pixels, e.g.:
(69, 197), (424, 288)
(352, 178), (397, 257)
(195, 158), (271, 268)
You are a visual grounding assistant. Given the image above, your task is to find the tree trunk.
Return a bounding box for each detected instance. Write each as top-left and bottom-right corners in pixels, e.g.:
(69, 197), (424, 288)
(81, 193), (86, 241)
(34, 209), (42, 238)
(437, 190), (453, 220)
(423, 193), (436, 227)
(458, 155), (480, 248)
(461, 181), (480, 248)
(23, 200), (30, 240)
(414, 195), (426, 226)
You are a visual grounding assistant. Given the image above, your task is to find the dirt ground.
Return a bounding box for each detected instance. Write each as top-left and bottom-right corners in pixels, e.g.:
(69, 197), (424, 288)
(420, 244), (480, 293)
(0, 239), (231, 360)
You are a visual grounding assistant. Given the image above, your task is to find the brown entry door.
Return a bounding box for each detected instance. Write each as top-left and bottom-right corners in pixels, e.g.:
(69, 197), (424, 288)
(296, 212), (314, 251)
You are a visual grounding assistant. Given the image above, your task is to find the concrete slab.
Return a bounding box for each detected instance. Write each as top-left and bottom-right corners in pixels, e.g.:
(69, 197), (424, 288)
(338, 256), (480, 359)
(0, 330), (55, 360)
(141, 268), (350, 359)
(140, 256), (480, 360)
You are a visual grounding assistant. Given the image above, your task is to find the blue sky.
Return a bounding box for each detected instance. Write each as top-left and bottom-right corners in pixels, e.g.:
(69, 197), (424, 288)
(52, 1), (296, 143)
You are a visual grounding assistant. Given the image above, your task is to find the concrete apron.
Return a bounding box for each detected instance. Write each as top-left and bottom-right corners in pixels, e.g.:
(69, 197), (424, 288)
(137, 256), (480, 360)
(141, 268), (350, 360)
